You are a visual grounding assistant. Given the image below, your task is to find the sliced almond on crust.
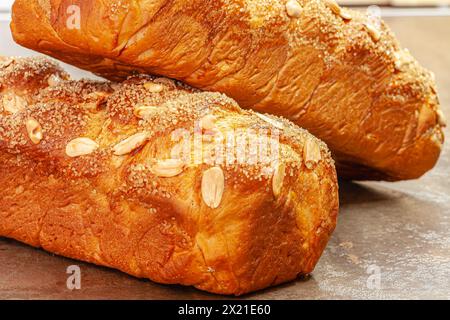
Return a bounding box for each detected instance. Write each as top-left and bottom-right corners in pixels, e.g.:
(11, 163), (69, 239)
(364, 22), (381, 42)
(113, 132), (149, 156)
(144, 82), (164, 93)
(200, 114), (217, 131)
(431, 130), (444, 147)
(325, 0), (352, 20)
(151, 159), (185, 177)
(154, 78), (176, 89)
(304, 139), (322, 169)
(325, 0), (341, 15)
(2, 94), (27, 114)
(256, 113), (284, 130)
(201, 167), (225, 209)
(133, 105), (158, 119)
(436, 109), (447, 127)
(272, 163), (286, 197)
(286, 0), (302, 18)
(66, 138), (99, 157)
(47, 74), (62, 87)
(339, 10), (352, 20)
(0, 58), (14, 68)
(26, 118), (43, 144)
(393, 50), (414, 71)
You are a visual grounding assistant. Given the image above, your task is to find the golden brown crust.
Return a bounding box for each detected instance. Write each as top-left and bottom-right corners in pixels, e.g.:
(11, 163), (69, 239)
(0, 57), (338, 295)
(10, 0), (445, 181)
(0, 56), (69, 107)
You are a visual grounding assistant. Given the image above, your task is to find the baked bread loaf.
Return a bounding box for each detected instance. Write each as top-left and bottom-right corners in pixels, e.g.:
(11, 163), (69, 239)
(10, 0), (445, 181)
(0, 57), (338, 295)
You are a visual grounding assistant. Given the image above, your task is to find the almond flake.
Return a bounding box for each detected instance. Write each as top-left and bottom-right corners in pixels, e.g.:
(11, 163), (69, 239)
(436, 109), (447, 127)
(256, 113), (284, 130)
(0, 58), (13, 68)
(365, 22), (381, 42)
(325, 0), (341, 15)
(66, 138), (99, 157)
(47, 74), (62, 87)
(113, 132), (149, 156)
(154, 78), (176, 89)
(25, 118), (43, 144)
(340, 10), (352, 20)
(393, 50), (414, 71)
(2, 94), (26, 114)
(200, 114), (217, 131)
(286, 0), (302, 18)
(133, 105), (158, 118)
(431, 132), (443, 147)
(144, 82), (164, 93)
(272, 163), (286, 197)
(151, 159), (185, 177)
(201, 167), (225, 209)
(304, 139), (322, 169)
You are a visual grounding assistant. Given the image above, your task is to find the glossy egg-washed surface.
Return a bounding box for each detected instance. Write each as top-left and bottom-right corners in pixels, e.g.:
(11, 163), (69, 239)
(0, 57), (338, 295)
(10, 0), (445, 181)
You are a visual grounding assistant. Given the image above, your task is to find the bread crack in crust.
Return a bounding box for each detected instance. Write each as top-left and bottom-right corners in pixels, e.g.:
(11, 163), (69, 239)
(10, 0), (444, 180)
(0, 57), (338, 295)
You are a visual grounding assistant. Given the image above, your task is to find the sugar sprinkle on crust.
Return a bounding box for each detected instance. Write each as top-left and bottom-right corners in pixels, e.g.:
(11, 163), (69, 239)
(9, 0), (442, 180)
(1, 56), (335, 182)
(0, 56), (339, 295)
